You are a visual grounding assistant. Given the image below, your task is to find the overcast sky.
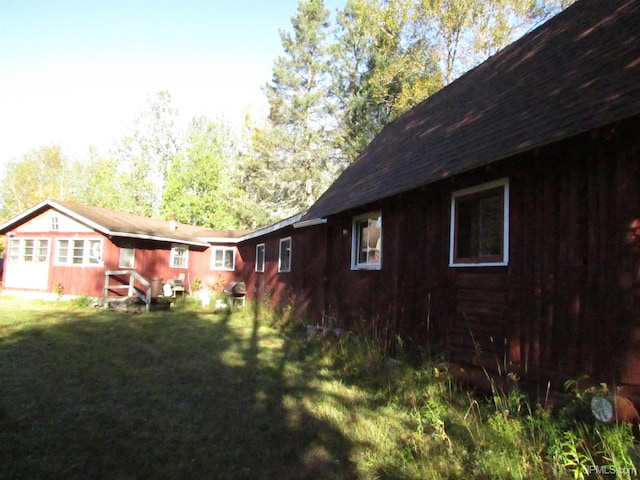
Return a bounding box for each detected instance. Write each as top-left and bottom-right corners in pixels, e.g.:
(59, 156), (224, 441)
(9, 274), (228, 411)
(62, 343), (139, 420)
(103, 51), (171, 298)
(0, 0), (344, 165)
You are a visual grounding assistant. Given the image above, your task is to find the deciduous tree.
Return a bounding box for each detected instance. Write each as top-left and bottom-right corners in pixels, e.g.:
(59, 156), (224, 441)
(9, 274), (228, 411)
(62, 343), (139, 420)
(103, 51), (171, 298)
(112, 91), (180, 216)
(162, 117), (271, 229)
(0, 145), (69, 219)
(331, 0), (442, 163)
(330, 0), (570, 163)
(67, 148), (122, 210)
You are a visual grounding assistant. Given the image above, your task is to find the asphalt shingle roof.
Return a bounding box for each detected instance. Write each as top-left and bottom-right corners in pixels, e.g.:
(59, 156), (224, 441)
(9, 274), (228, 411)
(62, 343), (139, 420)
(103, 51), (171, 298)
(0, 200), (249, 245)
(303, 0), (640, 220)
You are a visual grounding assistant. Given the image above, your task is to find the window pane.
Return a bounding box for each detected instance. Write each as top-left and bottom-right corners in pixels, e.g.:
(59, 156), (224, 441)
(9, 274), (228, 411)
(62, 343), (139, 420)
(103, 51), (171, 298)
(357, 216), (381, 265)
(8, 239), (20, 263)
(176, 252), (186, 267)
(57, 240), (69, 263)
(455, 187), (503, 261)
(72, 240), (84, 264)
(478, 195), (502, 256)
(88, 240), (101, 264)
(36, 239), (48, 263)
(172, 246), (188, 268)
(223, 250), (234, 269)
(279, 239), (291, 272)
(119, 248), (135, 268)
(23, 239), (34, 262)
(214, 249), (224, 267)
(256, 245), (265, 272)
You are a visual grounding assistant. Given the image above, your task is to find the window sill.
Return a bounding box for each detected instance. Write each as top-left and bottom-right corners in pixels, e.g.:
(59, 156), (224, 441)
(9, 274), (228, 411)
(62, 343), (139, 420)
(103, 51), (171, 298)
(351, 264), (382, 271)
(449, 261), (508, 268)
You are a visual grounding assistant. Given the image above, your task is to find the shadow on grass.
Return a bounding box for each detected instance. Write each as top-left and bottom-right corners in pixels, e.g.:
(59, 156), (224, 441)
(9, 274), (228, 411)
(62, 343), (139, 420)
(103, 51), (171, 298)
(0, 303), (357, 479)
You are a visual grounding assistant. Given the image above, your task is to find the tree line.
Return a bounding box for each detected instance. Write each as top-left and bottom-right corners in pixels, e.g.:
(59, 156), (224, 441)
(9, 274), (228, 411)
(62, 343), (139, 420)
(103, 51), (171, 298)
(0, 0), (572, 235)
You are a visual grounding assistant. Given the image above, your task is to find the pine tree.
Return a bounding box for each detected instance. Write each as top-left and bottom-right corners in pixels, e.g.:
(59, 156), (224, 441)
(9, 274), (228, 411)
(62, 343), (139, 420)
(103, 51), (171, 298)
(252, 0), (338, 216)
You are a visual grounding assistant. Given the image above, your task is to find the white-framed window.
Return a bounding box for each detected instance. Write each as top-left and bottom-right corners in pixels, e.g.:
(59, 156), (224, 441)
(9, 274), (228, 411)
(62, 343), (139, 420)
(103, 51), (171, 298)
(7, 238), (49, 264)
(7, 239), (20, 263)
(449, 178), (509, 267)
(255, 243), (265, 272)
(50, 215), (59, 231)
(119, 247), (135, 268)
(278, 237), (292, 273)
(170, 244), (189, 268)
(211, 246), (236, 271)
(352, 212), (382, 270)
(55, 238), (103, 266)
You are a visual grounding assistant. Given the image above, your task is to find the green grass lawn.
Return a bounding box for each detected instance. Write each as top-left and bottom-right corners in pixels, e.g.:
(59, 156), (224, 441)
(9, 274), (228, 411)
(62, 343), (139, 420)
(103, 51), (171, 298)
(0, 296), (637, 480)
(0, 297), (400, 479)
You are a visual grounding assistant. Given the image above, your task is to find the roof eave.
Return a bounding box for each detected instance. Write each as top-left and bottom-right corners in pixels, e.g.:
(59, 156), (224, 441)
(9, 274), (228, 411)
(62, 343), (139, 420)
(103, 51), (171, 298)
(293, 217), (327, 229)
(108, 231), (210, 247)
(197, 236), (242, 244)
(0, 199), (209, 247)
(238, 213), (304, 242)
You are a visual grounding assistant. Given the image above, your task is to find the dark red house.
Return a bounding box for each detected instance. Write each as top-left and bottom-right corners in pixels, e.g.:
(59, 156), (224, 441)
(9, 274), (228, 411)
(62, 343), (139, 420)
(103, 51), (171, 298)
(241, 0), (640, 396)
(0, 200), (249, 303)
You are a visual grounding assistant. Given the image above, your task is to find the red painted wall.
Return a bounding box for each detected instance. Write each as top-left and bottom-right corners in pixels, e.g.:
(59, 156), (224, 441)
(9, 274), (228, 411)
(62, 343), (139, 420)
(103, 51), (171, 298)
(4, 230), (241, 298)
(238, 224), (326, 323)
(239, 117), (640, 398)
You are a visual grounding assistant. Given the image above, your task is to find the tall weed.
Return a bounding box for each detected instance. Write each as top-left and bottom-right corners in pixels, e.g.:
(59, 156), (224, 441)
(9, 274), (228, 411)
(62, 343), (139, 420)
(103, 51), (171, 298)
(265, 306), (639, 479)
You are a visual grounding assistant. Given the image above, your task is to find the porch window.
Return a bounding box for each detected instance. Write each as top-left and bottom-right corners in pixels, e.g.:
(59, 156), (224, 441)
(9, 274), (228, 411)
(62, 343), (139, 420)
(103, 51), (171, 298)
(55, 238), (102, 266)
(7, 239), (20, 263)
(170, 244), (189, 268)
(211, 246), (235, 271)
(23, 239), (35, 262)
(119, 247), (135, 268)
(352, 212), (382, 270)
(7, 238), (49, 264)
(278, 237), (291, 273)
(255, 243), (265, 272)
(36, 239), (49, 263)
(450, 178), (509, 266)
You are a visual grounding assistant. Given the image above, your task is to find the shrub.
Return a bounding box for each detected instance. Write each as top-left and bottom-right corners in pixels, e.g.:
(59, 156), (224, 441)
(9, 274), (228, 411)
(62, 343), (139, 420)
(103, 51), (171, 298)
(70, 295), (95, 308)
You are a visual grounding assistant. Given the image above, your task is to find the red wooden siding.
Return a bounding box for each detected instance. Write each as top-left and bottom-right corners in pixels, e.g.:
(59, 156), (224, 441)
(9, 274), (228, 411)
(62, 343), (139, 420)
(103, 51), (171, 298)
(4, 231), (241, 298)
(106, 238), (241, 296)
(238, 224), (326, 322)
(282, 117), (640, 391)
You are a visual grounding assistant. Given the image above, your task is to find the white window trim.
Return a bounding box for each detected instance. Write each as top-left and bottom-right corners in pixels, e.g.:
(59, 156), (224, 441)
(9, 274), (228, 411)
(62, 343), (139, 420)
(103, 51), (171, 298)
(351, 211), (382, 271)
(7, 238), (50, 264)
(119, 247), (136, 269)
(449, 178), (509, 267)
(170, 244), (189, 269)
(278, 237), (292, 273)
(7, 238), (20, 263)
(255, 243), (265, 273)
(55, 238), (103, 267)
(211, 246), (236, 271)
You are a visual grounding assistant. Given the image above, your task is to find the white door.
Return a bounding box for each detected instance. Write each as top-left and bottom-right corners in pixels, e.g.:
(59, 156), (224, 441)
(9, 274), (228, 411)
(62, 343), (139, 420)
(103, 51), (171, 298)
(4, 238), (50, 290)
